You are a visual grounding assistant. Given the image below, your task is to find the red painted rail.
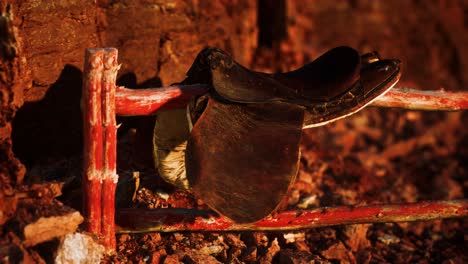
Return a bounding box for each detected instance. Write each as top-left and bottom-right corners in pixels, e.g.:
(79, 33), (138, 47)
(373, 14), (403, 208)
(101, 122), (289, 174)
(115, 85), (209, 116)
(373, 88), (468, 111)
(113, 86), (468, 117)
(115, 200), (468, 233)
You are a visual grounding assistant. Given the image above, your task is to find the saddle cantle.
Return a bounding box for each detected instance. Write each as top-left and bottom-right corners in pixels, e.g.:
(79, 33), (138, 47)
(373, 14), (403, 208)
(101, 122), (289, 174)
(156, 46), (401, 223)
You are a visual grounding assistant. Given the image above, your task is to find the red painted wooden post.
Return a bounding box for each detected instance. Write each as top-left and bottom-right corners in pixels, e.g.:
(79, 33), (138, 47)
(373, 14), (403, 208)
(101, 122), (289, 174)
(81, 48), (209, 250)
(82, 49), (104, 234)
(101, 48), (119, 250)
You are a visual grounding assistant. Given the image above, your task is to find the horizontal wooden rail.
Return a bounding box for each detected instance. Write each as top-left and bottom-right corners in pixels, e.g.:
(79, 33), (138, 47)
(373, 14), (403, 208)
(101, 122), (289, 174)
(83, 47), (468, 252)
(373, 88), (468, 111)
(115, 85), (209, 116)
(116, 199), (468, 233)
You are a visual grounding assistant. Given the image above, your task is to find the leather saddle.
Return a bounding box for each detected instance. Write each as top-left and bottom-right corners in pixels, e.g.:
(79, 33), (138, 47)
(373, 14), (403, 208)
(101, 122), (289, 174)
(178, 46), (401, 223)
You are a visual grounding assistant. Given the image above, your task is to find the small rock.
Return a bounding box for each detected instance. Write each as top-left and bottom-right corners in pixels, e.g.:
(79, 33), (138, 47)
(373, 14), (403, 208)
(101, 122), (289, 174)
(283, 232), (306, 243)
(297, 194), (318, 209)
(224, 233), (245, 248)
(23, 209), (83, 247)
(173, 233), (184, 242)
(377, 234), (400, 245)
(182, 252), (222, 264)
(55, 233), (105, 264)
(197, 245), (224, 256)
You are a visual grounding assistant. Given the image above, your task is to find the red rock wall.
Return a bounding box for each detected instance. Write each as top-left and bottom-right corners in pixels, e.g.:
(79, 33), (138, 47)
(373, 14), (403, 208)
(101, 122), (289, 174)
(1, 1), (257, 224)
(285, 1), (467, 91)
(9, 0), (257, 169)
(0, 2), (28, 224)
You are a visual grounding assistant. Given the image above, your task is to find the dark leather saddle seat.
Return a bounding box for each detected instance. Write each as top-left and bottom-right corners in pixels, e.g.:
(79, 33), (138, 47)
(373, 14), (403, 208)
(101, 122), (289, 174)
(182, 46), (401, 223)
(184, 46), (401, 127)
(185, 46), (360, 103)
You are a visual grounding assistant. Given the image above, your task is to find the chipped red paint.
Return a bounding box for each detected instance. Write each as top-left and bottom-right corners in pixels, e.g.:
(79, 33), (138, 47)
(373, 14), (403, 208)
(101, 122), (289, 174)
(82, 49), (104, 234)
(115, 200), (468, 233)
(253, 200), (467, 229)
(115, 87), (468, 116)
(101, 49), (119, 251)
(373, 88), (468, 111)
(102, 180), (117, 249)
(115, 84), (209, 116)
